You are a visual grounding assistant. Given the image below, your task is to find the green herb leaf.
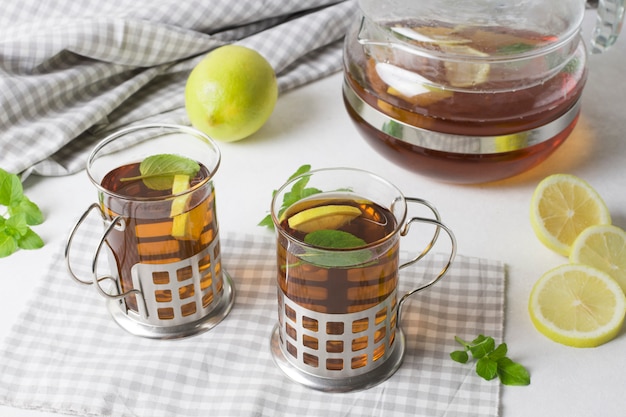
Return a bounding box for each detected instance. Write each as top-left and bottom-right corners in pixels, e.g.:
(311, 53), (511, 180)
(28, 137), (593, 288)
(498, 42), (534, 55)
(300, 230), (372, 268)
(258, 165), (323, 230)
(490, 343), (508, 361)
(6, 212), (28, 236)
(288, 164), (312, 182)
(0, 167), (45, 257)
(17, 227), (44, 250)
(450, 350), (469, 364)
(0, 168), (24, 206)
(258, 214), (274, 229)
(476, 357), (498, 380)
(304, 229), (367, 249)
(563, 57), (580, 74)
(468, 335), (495, 359)
(452, 334), (530, 386)
(121, 154), (200, 190)
(382, 120), (403, 138)
(497, 357), (531, 386)
(0, 231), (18, 258)
(9, 196), (44, 225)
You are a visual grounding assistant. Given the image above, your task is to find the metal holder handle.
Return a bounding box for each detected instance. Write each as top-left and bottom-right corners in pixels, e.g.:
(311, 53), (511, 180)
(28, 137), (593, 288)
(64, 203), (142, 301)
(396, 197), (457, 323)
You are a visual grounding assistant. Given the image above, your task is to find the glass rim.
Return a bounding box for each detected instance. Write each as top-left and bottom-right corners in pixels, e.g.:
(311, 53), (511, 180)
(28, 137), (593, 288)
(271, 167), (408, 251)
(86, 123), (221, 203)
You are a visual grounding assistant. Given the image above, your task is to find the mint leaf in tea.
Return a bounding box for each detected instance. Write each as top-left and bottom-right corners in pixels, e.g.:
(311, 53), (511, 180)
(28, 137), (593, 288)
(120, 153), (200, 190)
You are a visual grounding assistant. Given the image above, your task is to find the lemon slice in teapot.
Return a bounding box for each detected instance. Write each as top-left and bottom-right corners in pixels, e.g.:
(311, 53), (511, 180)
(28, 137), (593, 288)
(440, 45), (490, 88)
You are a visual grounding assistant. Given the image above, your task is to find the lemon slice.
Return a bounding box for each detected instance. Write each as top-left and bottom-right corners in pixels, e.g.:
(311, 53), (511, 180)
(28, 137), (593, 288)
(440, 45), (490, 88)
(288, 205), (361, 233)
(170, 174), (192, 239)
(529, 263), (626, 347)
(570, 225), (626, 293)
(530, 174), (611, 256)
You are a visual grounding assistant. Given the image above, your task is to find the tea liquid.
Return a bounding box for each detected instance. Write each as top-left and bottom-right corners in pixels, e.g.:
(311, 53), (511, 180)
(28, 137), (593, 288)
(278, 195), (399, 315)
(344, 22), (587, 182)
(100, 162), (220, 315)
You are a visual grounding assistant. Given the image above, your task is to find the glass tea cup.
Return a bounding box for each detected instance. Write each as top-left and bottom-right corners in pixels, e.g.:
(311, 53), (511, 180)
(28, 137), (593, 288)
(65, 124), (235, 339)
(269, 167), (456, 392)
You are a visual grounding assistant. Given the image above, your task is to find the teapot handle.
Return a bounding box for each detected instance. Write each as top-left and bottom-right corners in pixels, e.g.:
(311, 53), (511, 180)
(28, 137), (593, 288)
(591, 0), (625, 53)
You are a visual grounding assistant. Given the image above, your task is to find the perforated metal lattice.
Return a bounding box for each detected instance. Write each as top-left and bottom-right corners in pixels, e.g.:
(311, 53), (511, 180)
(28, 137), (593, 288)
(277, 288), (398, 378)
(121, 237), (223, 326)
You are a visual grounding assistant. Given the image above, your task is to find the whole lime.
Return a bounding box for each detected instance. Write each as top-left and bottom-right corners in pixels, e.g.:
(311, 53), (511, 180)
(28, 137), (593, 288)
(184, 45), (278, 142)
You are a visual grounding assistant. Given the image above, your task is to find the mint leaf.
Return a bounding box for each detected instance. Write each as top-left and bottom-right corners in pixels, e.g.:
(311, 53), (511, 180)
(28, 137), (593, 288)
(498, 42), (534, 55)
(0, 167), (45, 257)
(476, 357), (498, 380)
(121, 154), (200, 190)
(17, 228), (44, 250)
(304, 229), (366, 249)
(452, 334), (530, 386)
(382, 120), (403, 138)
(288, 164), (312, 182)
(9, 196), (43, 225)
(497, 358), (531, 386)
(490, 343), (508, 361)
(450, 350), (469, 364)
(259, 165), (323, 230)
(0, 168), (24, 206)
(258, 214), (274, 228)
(0, 231), (18, 258)
(468, 335), (495, 359)
(300, 230), (372, 268)
(6, 212), (28, 236)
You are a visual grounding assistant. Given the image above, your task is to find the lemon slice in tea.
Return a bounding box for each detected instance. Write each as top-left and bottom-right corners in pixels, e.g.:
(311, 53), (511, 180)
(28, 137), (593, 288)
(170, 174), (195, 239)
(570, 224), (626, 293)
(529, 263), (626, 347)
(530, 174), (611, 256)
(288, 205), (361, 233)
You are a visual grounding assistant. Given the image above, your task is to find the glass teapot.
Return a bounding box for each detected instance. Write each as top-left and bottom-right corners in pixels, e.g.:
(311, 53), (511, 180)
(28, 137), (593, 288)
(342, 0), (625, 183)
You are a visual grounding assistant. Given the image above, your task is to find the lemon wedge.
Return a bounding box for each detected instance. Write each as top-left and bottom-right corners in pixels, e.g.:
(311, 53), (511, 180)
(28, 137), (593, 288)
(530, 174), (611, 256)
(288, 205), (361, 233)
(170, 174), (192, 239)
(570, 224), (626, 293)
(529, 263), (626, 347)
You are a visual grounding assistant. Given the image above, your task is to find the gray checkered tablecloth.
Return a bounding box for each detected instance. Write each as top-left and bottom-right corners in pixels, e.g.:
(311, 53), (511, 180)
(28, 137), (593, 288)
(0, 0), (357, 177)
(0, 222), (505, 416)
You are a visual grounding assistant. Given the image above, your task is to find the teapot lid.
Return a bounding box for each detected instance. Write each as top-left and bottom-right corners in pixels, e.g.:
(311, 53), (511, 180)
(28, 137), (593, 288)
(358, 0), (585, 58)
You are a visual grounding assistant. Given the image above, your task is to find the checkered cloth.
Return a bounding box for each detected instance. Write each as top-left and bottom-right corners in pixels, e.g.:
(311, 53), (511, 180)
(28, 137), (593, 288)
(0, 0), (357, 177)
(0, 221), (505, 416)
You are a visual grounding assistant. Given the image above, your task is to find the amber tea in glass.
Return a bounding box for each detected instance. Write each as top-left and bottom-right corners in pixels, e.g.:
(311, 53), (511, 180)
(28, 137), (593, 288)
(269, 168), (456, 392)
(66, 124), (234, 339)
(99, 161), (220, 316)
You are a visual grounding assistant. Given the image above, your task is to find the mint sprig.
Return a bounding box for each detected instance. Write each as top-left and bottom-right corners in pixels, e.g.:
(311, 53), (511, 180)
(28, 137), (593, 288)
(121, 154), (200, 190)
(0, 168), (44, 257)
(451, 335), (530, 386)
(258, 164), (322, 229)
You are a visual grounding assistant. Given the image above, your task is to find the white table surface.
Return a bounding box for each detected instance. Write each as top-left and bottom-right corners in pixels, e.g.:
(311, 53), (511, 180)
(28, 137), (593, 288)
(1, 13), (625, 417)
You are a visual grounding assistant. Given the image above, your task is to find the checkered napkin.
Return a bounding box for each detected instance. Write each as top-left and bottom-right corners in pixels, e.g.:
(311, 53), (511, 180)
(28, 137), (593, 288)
(0, 220), (505, 416)
(0, 0), (357, 177)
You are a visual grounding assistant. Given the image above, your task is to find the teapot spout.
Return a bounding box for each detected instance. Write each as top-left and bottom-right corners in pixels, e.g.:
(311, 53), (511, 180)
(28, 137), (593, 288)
(591, 0), (625, 53)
